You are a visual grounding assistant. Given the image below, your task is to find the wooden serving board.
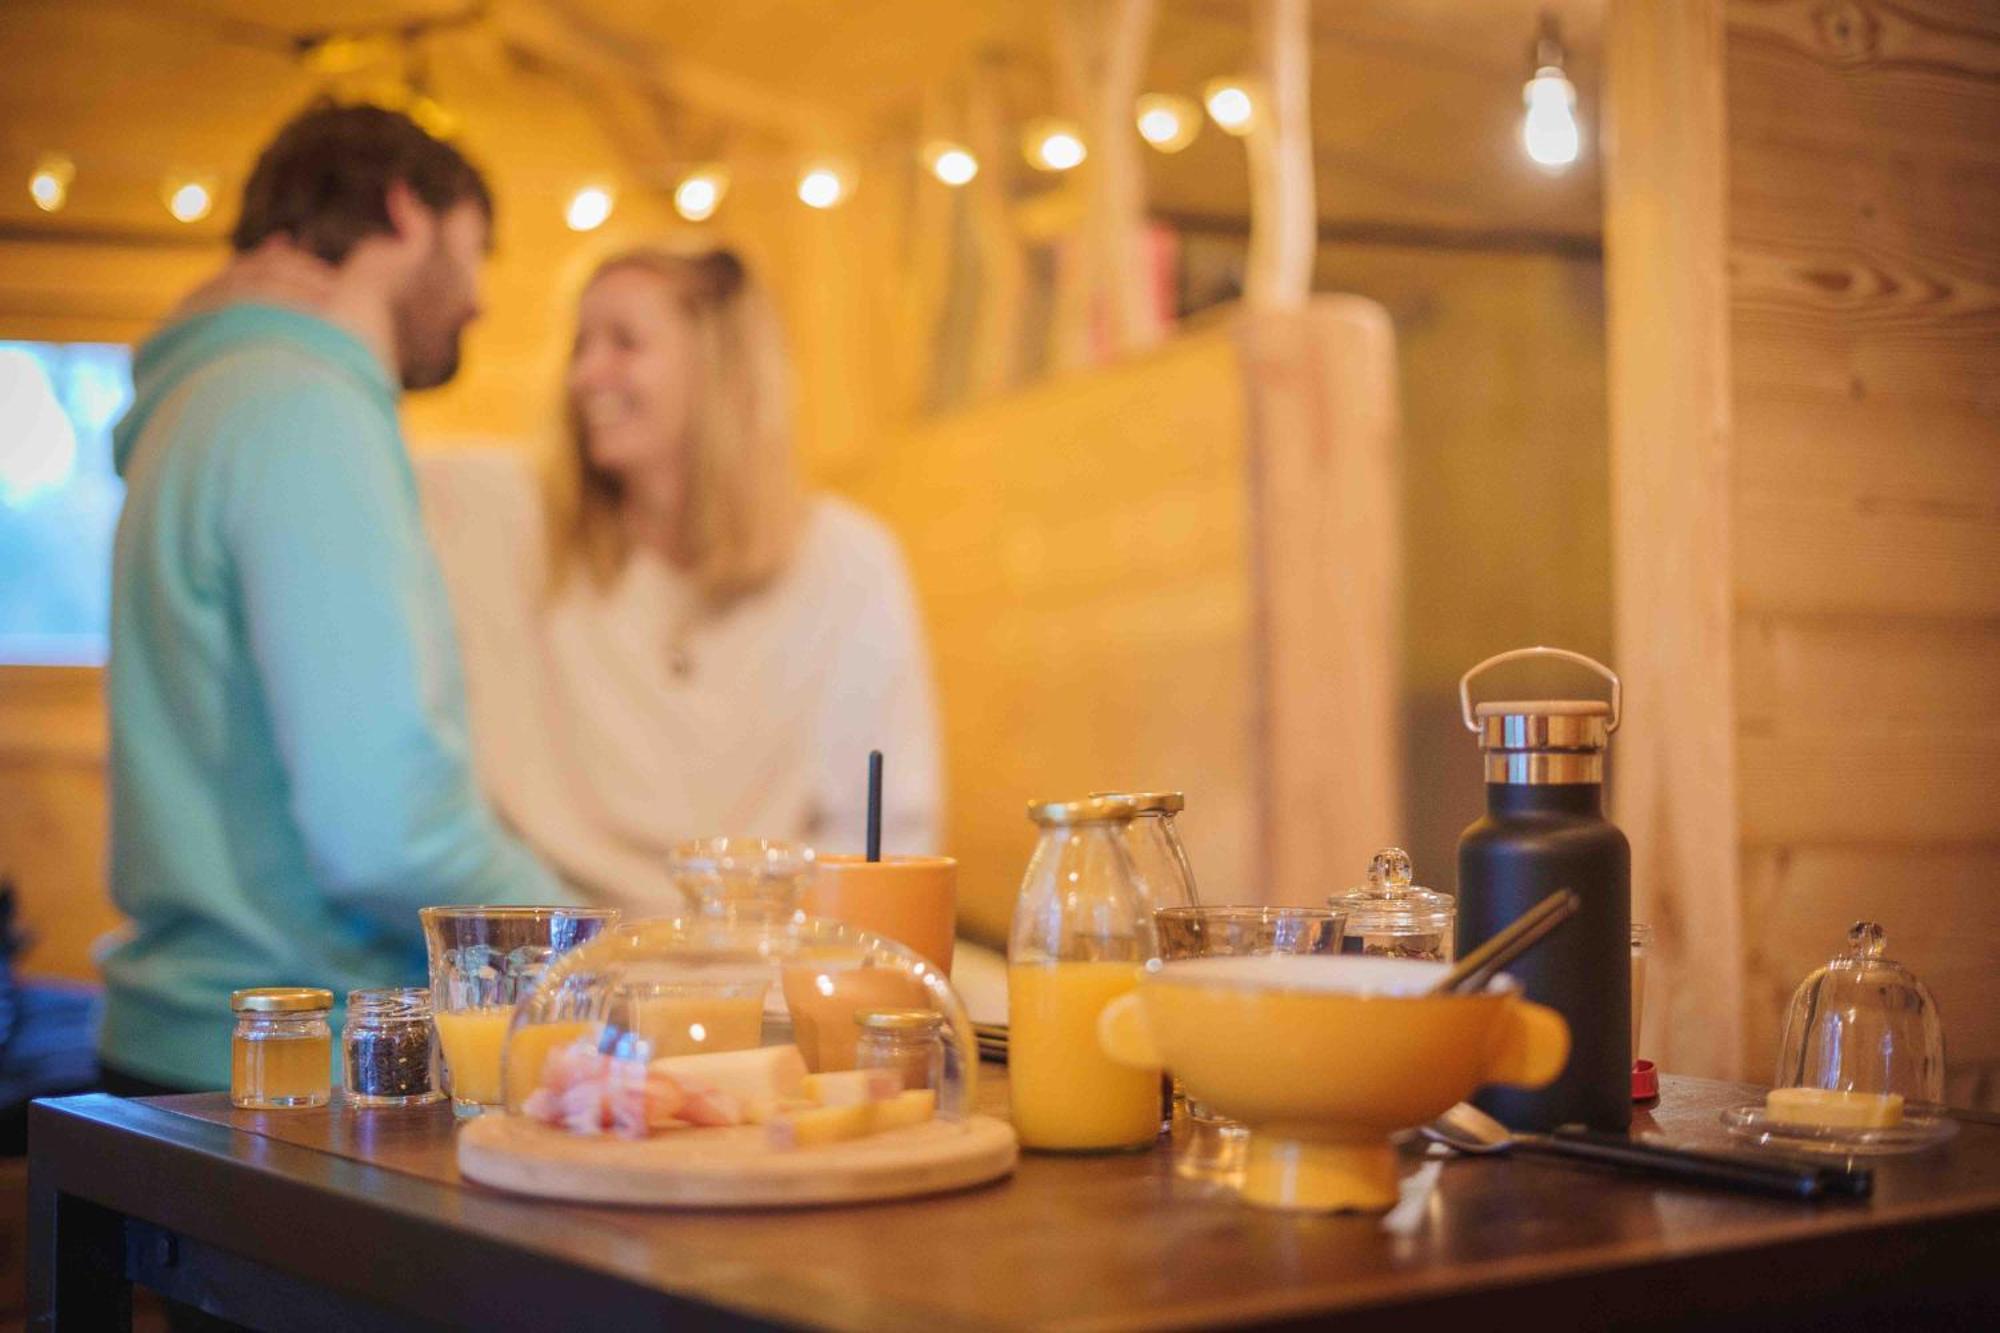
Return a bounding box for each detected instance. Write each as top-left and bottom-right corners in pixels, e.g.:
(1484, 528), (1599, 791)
(457, 1112), (1018, 1208)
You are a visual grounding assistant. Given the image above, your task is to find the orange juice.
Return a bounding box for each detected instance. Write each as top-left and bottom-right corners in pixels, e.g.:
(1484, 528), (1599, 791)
(802, 856), (957, 972)
(1008, 961), (1159, 1151)
(435, 1007), (596, 1108)
(630, 989), (767, 1059)
(780, 959), (929, 1072)
(502, 1019), (602, 1108)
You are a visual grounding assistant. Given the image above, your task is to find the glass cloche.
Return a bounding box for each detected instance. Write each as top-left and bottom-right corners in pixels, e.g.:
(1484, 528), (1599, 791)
(1775, 920), (1945, 1102)
(498, 914), (978, 1123)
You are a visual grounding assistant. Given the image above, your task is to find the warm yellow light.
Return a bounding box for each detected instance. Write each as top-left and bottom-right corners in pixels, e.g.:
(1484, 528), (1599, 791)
(1203, 79), (1256, 136)
(1022, 119), (1086, 173)
(565, 185), (615, 232)
(407, 95), (461, 142)
(673, 168), (726, 222)
(1134, 94), (1199, 153)
(1522, 67), (1581, 169)
(28, 154), (74, 213)
(164, 178), (214, 223)
(797, 165), (850, 209)
(926, 142), (979, 187)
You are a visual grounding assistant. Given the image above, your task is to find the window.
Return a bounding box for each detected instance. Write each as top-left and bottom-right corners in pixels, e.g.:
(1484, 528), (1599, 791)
(0, 341), (131, 666)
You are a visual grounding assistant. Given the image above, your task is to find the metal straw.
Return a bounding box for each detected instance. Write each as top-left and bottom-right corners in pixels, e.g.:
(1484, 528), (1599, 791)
(865, 750), (883, 861)
(1431, 889), (1581, 995)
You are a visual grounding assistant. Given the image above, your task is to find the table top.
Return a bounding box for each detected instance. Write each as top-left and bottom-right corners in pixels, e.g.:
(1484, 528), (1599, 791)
(31, 1075), (2000, 1331)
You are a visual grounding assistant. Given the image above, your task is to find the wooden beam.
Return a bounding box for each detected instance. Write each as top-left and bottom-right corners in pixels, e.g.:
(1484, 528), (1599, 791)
(1245, 0), (1314, 308)
(1162, 211), (1604, 261)
(1603, 0), (1742, 1080)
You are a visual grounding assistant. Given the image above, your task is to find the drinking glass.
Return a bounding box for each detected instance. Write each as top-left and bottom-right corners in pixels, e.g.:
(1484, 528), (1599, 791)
(668, 837), (814, 924)
(1154, 905), (1346, 1185)
(420, 905), (618, 1116)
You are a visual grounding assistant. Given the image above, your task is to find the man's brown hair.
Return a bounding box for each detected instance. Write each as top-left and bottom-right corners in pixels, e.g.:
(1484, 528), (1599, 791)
(231, 101), (493, 264)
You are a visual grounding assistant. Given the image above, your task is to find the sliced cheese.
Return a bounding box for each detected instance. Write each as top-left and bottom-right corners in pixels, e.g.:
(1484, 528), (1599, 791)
(801, 1068), (903, 1107)
(766, 1101), (876, 1149)
(650, 1044), (807, 1105)
(1765, 1087), (1904, 1129)
(872, 1089), (936, 1132)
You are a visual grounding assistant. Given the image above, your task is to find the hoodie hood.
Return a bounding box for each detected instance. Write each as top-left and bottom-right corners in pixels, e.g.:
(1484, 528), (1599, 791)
(113, 303), (392, 477)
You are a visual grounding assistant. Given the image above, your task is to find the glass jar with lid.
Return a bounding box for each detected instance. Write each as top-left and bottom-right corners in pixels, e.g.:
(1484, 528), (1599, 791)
(231, 987), (333, 1109)
(856, 1008), (946, 1094)
(1089, 790), (1200, 910)
(1330, 848), (1456, 961)
(1008, 795), (1162, 1152)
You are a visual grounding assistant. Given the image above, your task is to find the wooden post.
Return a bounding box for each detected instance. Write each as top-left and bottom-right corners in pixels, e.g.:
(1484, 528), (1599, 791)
(1603, 0), (1742, 1079)
(1246, 0), (1314, 309)
(1089, 0), (1161, 352)
(1239, 298), (1402, 905)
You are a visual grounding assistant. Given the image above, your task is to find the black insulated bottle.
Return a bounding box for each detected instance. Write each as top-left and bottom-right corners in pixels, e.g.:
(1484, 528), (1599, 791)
(1455, 647), (1631, 1133)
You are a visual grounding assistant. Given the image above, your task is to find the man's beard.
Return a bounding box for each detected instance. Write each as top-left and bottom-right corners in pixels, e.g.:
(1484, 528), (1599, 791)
(392, 245), (466, 391)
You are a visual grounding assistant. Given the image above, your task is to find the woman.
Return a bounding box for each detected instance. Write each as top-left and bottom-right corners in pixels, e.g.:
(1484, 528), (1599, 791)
(421, 247), (941, 912)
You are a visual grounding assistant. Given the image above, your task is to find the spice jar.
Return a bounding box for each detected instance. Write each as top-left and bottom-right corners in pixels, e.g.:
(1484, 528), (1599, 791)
(344, 987), (445, 1108)
(231, 987), (333, 1109)
(1331, 848), (1456, 961)
(855, 1009), (945, 1094)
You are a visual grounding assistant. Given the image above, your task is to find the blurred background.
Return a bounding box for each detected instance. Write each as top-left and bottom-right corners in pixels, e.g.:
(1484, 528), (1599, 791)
(1, 0), (1993, 1110)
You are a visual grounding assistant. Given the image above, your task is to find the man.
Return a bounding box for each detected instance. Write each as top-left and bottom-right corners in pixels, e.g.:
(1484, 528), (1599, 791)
(100, 103), (567, 1094)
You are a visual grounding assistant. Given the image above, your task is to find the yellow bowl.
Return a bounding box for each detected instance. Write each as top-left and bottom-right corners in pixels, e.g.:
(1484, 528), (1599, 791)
(1099, 954), (1569, 1212)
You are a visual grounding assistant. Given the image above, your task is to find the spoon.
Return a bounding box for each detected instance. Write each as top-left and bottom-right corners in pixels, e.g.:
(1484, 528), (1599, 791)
(1422, 1101), (1872, 1200)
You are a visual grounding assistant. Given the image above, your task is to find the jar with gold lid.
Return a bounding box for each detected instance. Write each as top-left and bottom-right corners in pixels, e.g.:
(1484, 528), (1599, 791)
(855, 1008), (945, 1094)
(231, 987), (333, 1109)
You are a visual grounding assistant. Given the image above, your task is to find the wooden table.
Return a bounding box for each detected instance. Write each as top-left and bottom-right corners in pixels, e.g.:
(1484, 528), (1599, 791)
(27, 1076), (2000, 1331)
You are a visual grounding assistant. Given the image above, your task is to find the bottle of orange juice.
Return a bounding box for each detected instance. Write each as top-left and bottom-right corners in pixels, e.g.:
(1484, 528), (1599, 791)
(1008, 796), (1163, 1152)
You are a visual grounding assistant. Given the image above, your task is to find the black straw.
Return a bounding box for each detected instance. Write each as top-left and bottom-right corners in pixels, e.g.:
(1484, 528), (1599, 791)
(865, 750), (883, 862)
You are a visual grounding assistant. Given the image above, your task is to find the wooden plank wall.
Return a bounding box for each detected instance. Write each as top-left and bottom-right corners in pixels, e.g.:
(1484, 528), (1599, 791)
(1725, 0), (2000, 1105)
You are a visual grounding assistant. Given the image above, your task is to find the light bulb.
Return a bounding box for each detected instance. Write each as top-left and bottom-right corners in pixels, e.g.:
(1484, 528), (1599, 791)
(565, 185), (615, 232)
(1134, 93), (1199, 153)
(1022, 119), (1086, 172)
(164, 178), (214, 223)
(798, 165), (849, 209)
(1521, 67), (1581, 168)
(1203, 79), (1255, 136)
(28, 155), (73, 212)
(674, 169), (726, 222)
(926, 142), (979, 187)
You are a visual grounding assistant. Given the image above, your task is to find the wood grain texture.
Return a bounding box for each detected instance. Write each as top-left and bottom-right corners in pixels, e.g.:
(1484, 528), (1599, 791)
(1725, 0), (2000, 1101)
(1604, 0), (1744, 1081)
(1238, 297), (1402, 905)
(0, 668), (116, 982)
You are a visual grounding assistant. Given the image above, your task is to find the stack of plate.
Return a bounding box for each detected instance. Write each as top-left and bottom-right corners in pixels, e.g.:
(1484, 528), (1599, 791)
(973, 1023), (1009, 1064)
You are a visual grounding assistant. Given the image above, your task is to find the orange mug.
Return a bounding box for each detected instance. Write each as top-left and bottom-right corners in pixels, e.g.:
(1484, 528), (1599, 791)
(799, 854), (957, 974)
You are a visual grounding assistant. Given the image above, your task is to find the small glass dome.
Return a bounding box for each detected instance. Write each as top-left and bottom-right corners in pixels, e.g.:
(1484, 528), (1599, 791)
(1776, 921), (1945, 1102)
(499, 915), (977, 1123)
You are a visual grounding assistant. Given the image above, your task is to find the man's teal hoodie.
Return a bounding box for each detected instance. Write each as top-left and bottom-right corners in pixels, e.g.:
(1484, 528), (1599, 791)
(101, 303), (564, 1089)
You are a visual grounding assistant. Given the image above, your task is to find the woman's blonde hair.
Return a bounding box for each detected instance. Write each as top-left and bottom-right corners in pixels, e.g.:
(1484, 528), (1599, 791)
(548, 246), (803, 605)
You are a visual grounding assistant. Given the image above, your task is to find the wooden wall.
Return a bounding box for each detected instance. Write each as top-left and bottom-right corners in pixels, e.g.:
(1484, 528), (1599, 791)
(1727, 0), (2000, 1105)
(1608, 0), (1998, 1102)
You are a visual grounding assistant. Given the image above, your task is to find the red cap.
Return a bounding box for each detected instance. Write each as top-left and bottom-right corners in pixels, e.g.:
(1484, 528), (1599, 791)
(1631, 1058), (1659, 1101)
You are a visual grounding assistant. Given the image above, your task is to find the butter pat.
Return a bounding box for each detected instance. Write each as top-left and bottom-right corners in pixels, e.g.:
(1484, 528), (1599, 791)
(766, 1101), (876, 1149)
(1765, 1087), (1903, 1129)
(801, 1068), (903, 1106)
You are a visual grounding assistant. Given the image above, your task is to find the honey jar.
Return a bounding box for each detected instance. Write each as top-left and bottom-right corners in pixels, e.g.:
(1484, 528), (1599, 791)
(230, 987), (333, 1109)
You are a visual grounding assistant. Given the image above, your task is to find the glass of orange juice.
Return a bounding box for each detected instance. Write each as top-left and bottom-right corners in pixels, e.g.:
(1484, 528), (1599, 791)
(421, 905), (618, 1116)
(798, 854), (957, 974)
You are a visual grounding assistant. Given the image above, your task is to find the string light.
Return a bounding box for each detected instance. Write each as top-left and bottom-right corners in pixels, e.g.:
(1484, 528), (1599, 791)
(28, 154), (74, 213)
(163, 177), (214, 223)
(1203, 79), (1256, 136)
(1022, 119), (1086, 172)
(797, 164), (850, 209)
(1134, 94), (1199, 153)
(565, 185), (615, 231)
(1521, 15), (1581, 170)
(925, 141), (979, 187)
(673, 168), (727, 222)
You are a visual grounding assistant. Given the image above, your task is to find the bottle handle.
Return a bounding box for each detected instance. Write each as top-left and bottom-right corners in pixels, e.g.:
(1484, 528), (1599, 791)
(1459, 646), (1622, 734)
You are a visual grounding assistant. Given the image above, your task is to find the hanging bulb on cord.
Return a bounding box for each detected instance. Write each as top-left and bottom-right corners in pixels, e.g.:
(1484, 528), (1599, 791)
(1521, 13), (1581, 170)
